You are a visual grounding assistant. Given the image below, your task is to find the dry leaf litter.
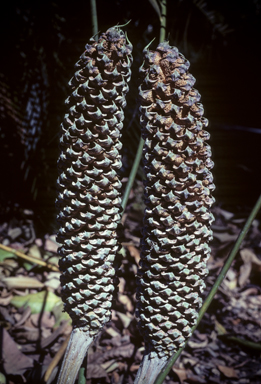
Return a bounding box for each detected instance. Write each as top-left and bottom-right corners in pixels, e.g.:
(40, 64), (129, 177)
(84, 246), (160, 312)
(0, 184), (261, 384)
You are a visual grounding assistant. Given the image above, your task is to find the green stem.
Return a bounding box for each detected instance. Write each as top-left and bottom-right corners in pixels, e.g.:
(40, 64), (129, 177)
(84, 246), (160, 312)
(121, 137), (144, 213)
(78, 367), (86, 384)
(159, 0), (167, 43)
(154, 193), (261, 384)
(121, 0), (167, 214)
(221, 335), (261, 351)
(90, 0), (98, 38)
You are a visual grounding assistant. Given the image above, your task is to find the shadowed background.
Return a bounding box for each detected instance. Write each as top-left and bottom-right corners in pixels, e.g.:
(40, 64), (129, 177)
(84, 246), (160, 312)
(0, 0), (260, 234)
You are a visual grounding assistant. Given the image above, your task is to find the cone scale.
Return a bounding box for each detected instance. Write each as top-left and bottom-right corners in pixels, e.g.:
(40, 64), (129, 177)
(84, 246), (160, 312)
(56, 27), (132, 384)
(135, 42), (215, 383)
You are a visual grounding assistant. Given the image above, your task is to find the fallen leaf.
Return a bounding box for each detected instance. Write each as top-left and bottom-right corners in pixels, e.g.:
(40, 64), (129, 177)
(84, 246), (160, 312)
(86, 364), (108, 379)
(213, 232), (238, 243)
(234, 359), (251, 369)
(26, 363), (57, 384)
(116, 311), (133, 328)
(45, 255), (59, 267)
(195, 332), (208, 341)
(30, 311), (55, 328)
(105, 327), (121, 338)
(41, 321), (69, 348)
(226, 269), (237, 281)
(173, 367), (187, 382)
(35, 238), (43, 247)
(0, 292), (12, 306)
(182, 357), (198, 367)
(0, 306), (15, 325)
(101, 359), (116, 370)
(239, 248), (261, 287)
(14, 306), (31, 327)
(28, 244), (42, 259)
(240, 248), (261, 265)
(208, 259), (224, 270)
(130, 364), (140, 372)
(188, 339), (209, 349)
(211, 224), (230, 232)
(23, 245), (43, 271)
(118, 277), (125, 293)
(118, 293), (134, 312)
(1, 276), (44, 289)
(12, 326), (40, 343)
(238, 262), (252, 287)
(217, 208), (234, 221)
(186, 370), (206, 383)
(10, 291), (61, 314)
(0, 258), (18, 273)
(214, 320), (227, 336)
(230, 318), (241, 326)
(103, 343), (135, 360)
(217, 365), (238, 378)
(0, 326), (34, 375)
(52, 300), (71, 327)
(102, 361), (119, 373)
(241, 287), (258, 297)
(126, 245), (140, 264)
(112, 371), (120, 383)
(228, 279), (237, 289)
(45, 236), (59, 253)
(231, 218), (245, 225)
(44, 272), (61, 290)
(223, 269), (237, 290)
(7, 227), (22, 240)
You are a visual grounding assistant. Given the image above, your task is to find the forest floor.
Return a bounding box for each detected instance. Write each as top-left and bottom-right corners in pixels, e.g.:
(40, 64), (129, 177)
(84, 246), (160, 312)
(0, 180), (261, 384)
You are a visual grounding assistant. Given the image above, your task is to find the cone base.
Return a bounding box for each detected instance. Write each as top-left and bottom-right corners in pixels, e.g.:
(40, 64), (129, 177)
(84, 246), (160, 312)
(57, 328), (94, 384)
(134, 351), (169, 384)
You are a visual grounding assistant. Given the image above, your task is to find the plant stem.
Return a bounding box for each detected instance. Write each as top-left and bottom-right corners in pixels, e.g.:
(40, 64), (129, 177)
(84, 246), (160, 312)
(159, 0), (167, 43)
(121, 137), (144, 213)
(57, 329), (94, 384)
(154, 193), (261, 384)
(90, 0), (98, 38)
(121, 0), (167, 215)
(0, 243), (59, 271)
(44, 334), (70, 383)
(78, 367), (86, 384)
(221, 335), (261, 351)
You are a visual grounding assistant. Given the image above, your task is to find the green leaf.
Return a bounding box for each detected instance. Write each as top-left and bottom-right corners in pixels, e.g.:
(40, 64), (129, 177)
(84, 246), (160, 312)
(0, 248), (16, 262)
(215, 319), (227, 335)
(148, 0), (161, 19)
(52, 300), (71, 327)
(10, 291), (61, 314)
(28, 244), (42, 259)
(23, 245), (42, 271)
(0, 372), (6, 384)
(23, 262), (35, 271)
(45, 255), (59, 266)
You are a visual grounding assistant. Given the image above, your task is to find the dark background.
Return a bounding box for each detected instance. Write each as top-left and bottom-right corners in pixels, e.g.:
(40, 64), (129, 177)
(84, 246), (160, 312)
(0, 0), (261, 234)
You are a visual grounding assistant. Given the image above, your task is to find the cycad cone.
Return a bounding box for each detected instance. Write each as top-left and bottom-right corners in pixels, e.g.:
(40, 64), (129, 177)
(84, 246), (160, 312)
(135, 41), (215, 383)
(56, 27), (132, 384)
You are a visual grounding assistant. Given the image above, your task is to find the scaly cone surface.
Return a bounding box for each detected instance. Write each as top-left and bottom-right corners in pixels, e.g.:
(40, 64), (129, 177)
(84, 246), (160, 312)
(56, 27), (132, 335)
(135, 41), (215, 382)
